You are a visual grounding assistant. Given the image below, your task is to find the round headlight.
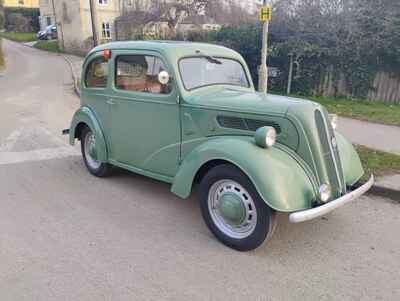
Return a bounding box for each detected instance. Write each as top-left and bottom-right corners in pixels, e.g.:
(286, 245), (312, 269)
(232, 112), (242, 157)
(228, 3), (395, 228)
(319, 184), (331, 203)
(330, 114), (338, 130)
(255, 126), (277, 148)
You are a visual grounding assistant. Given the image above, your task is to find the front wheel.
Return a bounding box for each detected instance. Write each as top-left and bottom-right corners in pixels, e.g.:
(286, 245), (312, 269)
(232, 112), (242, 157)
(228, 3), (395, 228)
(80, 126), (111, 177)
(200, 164), (277, 251)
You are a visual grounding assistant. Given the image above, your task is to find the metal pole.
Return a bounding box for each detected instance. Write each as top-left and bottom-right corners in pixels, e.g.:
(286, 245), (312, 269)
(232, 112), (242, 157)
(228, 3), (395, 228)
(89, 0), (97, 47)
(258, 0), (269, 94)
(287, 53), (294, 95)
(51, 0), (64, 51)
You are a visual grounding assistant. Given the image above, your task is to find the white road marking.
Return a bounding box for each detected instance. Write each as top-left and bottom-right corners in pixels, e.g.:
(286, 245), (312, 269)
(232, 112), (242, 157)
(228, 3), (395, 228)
(0, 128), (24, 151)
(0, 146), (79, 165)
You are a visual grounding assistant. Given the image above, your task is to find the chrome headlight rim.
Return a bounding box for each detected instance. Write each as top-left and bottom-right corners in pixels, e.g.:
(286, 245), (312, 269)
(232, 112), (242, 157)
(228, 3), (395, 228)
(329, 114), (338, 130)
(255, 126), (277, 148)
(319, 183), (332, 203)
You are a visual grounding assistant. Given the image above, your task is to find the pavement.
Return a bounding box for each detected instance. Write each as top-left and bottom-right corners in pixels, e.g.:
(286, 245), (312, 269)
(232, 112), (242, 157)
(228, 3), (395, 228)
(338, 117), (400, 155)
(63, 54), (83, 96)
(23, 41), (37, 47)
(1, 39), (400, 300)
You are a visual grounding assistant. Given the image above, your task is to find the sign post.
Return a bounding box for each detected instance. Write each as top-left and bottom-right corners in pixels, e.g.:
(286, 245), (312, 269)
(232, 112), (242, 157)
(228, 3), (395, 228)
(258, 2), (272, 94)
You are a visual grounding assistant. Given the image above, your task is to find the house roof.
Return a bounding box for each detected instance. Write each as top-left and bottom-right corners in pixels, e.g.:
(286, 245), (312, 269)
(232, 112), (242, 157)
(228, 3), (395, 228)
(181, 15), (217, 25)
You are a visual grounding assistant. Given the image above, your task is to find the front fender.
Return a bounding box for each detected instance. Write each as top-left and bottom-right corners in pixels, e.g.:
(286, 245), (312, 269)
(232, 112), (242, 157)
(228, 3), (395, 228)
(69, 106), (108, 162)
(335, 131), (364, 185)
(171, 137), (317, 212)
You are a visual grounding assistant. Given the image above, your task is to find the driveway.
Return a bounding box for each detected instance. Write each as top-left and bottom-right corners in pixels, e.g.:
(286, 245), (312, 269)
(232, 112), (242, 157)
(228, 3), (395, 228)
(0, 39), (399, 301)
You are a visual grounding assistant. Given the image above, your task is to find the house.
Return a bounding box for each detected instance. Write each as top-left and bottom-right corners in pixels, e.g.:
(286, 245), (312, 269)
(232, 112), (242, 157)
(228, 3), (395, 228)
(3, 0), (39, 32)
(177, 15), (221, 33)
(47, 0), (121, 54)
(3, 0), (39, 9)
(45, 0), (259, 54)
(38, 0), (55, 30)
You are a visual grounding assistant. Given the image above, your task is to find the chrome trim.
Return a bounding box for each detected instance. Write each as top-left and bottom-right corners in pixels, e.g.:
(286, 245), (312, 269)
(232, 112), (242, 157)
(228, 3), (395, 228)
(289, 175), (374, 223)
(319, 109), (345, 193)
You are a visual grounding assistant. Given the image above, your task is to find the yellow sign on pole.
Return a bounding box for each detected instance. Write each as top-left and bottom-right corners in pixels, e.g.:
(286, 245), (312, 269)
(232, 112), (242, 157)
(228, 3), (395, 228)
(260, 5), (272, 22)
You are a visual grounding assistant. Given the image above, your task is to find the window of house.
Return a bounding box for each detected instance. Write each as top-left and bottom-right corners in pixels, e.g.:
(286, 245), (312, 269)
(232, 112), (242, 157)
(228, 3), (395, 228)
(46, 16), (52, 26)
(102, 22), (111, 39)
(18, 0), (24, 5)
(115, 55), (172, 94)
(85, 57), (109, 88)
(98, 0), (108, 5)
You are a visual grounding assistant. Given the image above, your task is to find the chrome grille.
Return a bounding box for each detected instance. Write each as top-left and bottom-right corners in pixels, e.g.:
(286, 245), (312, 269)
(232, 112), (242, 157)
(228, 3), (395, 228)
(315, 109), (346, 197)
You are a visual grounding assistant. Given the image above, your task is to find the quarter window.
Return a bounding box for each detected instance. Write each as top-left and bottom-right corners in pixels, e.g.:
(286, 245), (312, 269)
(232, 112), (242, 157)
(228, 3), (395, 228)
(102, 22), (111, 39)
(98, 0), (108, 5)
(85, 57), (108, 88)
(115, 55), (172, 94)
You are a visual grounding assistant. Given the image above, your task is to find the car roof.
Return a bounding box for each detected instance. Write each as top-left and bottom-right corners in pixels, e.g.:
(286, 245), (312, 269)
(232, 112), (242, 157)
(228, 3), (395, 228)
(87, 41), (243, 62)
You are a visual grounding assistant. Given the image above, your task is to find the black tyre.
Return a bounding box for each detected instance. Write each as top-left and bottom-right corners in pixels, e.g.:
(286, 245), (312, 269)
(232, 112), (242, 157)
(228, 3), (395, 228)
(80, 126), (111, 177)
(200, 164), (277, 251)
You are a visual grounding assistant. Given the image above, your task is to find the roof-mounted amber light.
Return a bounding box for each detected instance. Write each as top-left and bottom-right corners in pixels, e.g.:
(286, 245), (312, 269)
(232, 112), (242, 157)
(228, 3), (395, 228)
(103, 49), (111, 60)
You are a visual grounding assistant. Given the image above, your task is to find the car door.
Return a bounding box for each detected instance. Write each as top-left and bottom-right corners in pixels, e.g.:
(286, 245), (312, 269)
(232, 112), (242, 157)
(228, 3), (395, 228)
(82, 54), (111, 143)
(108, 50), (180, 178)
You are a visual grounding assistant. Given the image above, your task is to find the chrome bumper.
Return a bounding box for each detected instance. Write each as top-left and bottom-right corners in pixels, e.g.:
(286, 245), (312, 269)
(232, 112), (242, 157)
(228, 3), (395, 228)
(289, 175), (374, 223)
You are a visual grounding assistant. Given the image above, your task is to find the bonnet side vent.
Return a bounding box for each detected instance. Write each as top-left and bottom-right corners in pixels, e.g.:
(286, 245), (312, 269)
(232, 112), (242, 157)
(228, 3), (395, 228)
(217, 116), (281, 133)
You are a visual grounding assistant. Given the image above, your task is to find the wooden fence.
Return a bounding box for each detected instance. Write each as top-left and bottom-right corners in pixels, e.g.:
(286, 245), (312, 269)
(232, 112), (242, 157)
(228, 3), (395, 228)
(318, 69), (400, 104)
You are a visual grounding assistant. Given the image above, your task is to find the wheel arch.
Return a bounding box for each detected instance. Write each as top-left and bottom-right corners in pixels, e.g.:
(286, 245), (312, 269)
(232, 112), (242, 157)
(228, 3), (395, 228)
(69, 106), (108, 162)
(171, 137), (317, 212)
(74, 122), (87, 140)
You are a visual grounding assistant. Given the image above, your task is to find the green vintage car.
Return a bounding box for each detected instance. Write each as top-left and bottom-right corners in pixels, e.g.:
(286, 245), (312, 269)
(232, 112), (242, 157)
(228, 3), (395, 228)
(66, 41), (374, 251)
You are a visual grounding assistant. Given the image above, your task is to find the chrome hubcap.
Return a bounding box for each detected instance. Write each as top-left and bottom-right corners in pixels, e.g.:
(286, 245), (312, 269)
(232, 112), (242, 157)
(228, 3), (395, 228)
(84, 131), (101, 170)
(208, 180), (257, 239)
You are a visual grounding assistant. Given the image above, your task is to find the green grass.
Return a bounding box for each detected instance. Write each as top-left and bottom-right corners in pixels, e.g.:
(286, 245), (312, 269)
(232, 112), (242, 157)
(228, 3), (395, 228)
(33, 40), (60, 53)
(0, 31), (36, 42)
(0, 40), (4, 70)
(356, 145), (400, 181)
(309, 96), (400, 127)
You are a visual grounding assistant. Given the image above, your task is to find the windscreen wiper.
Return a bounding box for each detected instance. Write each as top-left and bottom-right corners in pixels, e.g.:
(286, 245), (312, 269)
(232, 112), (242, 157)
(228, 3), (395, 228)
(195, 50), (222, 65)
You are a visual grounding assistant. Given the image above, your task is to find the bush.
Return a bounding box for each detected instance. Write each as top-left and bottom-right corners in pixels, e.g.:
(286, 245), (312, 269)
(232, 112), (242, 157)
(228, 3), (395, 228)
(4, 8), (39, 32)
(168, 25), (264, 89)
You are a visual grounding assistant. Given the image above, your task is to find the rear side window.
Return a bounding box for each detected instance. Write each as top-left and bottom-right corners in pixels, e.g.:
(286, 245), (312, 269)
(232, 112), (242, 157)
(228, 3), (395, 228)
(85, 57), (108, 88)
(115, 55), (172, 94)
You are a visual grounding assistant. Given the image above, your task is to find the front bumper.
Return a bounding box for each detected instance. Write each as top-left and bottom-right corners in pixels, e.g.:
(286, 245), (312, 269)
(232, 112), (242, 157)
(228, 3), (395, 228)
(289, 175), (374, 223)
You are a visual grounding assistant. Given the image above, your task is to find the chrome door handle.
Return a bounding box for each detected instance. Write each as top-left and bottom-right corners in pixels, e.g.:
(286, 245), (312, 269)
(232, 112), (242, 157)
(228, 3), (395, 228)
(107, 99), (116, 105)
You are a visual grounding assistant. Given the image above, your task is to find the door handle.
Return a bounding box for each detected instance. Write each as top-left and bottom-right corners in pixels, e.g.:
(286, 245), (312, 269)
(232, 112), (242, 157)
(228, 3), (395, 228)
(107, 99), (116, 105)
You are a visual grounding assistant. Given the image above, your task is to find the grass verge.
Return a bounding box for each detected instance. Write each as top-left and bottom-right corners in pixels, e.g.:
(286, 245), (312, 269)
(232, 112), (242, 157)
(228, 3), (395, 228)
(356, 145), (400, 181)
(0, 32), (36, 42)
(310, 96), (400, 127)
(0, 39), (4, 70)
(33, 40), (60, 53)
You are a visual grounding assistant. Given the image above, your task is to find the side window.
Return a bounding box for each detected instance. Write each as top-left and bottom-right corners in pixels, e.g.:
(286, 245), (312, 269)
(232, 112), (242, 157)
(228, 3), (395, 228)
(115, 55), (172, 94)
(85, 57), (108, 88)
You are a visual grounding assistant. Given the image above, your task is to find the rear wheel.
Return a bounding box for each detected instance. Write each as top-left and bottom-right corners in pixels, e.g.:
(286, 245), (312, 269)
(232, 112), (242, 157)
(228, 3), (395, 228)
(200, 164), (277, 251)
(80, 126), (111, 177)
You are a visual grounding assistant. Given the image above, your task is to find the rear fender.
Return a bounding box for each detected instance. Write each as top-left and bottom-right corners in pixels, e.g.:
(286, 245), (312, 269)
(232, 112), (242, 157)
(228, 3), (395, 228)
(69, 106), (108, 162)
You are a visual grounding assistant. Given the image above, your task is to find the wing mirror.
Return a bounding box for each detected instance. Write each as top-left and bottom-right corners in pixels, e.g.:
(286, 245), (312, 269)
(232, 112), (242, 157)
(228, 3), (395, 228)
(158, 71), (170, 85)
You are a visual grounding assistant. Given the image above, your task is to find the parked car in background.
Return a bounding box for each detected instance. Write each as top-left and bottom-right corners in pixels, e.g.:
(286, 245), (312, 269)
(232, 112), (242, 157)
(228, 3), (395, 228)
(65, 41), (374, 251)
(37, 25), (57, 40)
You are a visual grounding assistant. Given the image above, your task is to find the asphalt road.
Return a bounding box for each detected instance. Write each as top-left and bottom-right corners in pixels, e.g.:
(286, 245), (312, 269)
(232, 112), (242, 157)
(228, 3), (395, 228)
(0, 39), (399, 301)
